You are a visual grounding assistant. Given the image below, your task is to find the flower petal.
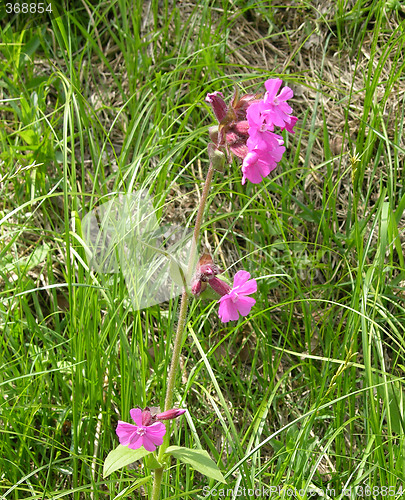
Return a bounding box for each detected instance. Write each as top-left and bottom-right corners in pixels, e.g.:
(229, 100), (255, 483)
(235, 296), (256, 317)
(276, 85), (294, 102)
(141, 434), (157, 452)
(126, 433), (143, 450)
(218, 296), (240, 322)
(130, 408), (143, 426)
(233, 270), (251, 287)
(236, 281), (257, 296)
(116, 421), (139, 446)
(264, 78), (283, 100)
(146, 421), (166, 437)
(234, 277), (257, 296)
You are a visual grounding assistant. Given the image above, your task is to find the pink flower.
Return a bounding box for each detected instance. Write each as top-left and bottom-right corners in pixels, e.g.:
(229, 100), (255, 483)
(205, 78), (296, 184)
(218, 270), (257, 323)
(242, 139), (285, 185)
(191, 254), (257, 322)
(246, 102), (284, 149)
(205, 89), (259, 163)
(116, 408), (166, 452)
(116, 407), (186, 452)
(261, 79), (298, 133)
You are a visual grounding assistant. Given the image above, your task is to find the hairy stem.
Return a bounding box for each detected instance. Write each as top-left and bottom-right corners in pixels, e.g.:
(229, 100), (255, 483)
(151, 164), (215, 499)
(164, 163), (214, 411)
(150, 468), (164, 500)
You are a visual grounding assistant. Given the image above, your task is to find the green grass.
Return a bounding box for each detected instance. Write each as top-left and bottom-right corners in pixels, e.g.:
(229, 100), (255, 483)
(1, 0), (405, 498)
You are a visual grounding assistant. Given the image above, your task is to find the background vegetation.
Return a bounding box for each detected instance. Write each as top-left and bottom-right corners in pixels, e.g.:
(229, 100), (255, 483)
(1, 0), (405, 498)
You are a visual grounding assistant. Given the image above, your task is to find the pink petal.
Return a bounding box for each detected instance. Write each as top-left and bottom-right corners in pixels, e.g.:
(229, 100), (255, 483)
(116, 421), (139, 446)
(246, 101), (265, 128)
(261, 109), (288, 130)
(277, 85), (294, 102)
(144, 424), (166, 450)
(146, 428), (165, 449)
(236, 279), (257, 296)
(277, 101), (293, 114)
(146, 421), (166, 437)
(247, 131), (284, 154)
(130, 408), (143, 426)
(140, 434), (158, 452)
(127, 433), (143, 450)
(218, 296), (239, 322)
(264, 78), (283, 101)
(243, 137), (286, 184)
(242, 152), (273, 184)
(235, 296), (256, 317)
(283, 115), (298, 134)
(233, 270), (251, 287)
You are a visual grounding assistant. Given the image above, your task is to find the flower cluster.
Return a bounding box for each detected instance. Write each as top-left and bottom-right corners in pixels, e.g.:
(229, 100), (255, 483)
(116, 407), (186, 452)
(206, 78), (297, 184)
(191, 254), (257, 323)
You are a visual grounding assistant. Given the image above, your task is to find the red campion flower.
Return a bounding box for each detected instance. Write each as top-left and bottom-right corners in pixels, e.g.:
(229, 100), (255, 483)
(206, 79), (297, 184)
(116, 407), (186, 452)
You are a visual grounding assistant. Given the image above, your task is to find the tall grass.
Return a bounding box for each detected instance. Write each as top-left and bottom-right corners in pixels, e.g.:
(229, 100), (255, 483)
(1, 0), (405, 498)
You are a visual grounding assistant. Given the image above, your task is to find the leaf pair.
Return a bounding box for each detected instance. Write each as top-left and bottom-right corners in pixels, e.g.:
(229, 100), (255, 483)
(103, 444), (226, 484)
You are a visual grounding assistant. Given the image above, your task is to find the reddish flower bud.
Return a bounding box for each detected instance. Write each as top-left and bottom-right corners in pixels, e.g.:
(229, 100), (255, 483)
(191, 253), (222, 296)
(141, 408), (153, 426)
(196, 253), (221, 281)
(206, 88), (260, 166)
(208, 276), (232, 297)
(229, 142), (248, 159)
(233, 93), (261, 121)
(206, 79), (296, 184)
(191, 277), (207, 296)
(156, 408), (187, 421)
(233, 120), (250, 135)
(205, 92), (227, 122)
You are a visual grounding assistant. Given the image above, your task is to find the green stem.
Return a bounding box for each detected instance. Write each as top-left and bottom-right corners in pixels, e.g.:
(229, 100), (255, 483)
(164, 163), (214, 412)
(151, 163), (215, 499)
(151, 468), (164, 500)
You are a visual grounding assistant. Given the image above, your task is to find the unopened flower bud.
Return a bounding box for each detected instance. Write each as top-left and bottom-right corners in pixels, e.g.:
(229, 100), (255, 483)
(191, 277), (207, 296)
(156, 408), (187, 420)
(141, 408), (153, 426)
(208, 143), (226, 172)
(233, 120), (249, 135)
(208, 276), (232, 297)
(205, 91), (227, 122)
(208, 126), (219, 144)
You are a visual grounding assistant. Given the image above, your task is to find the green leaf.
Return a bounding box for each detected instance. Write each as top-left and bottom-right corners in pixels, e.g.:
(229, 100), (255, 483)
(144, 453), (163, 470)
(373, 376), (405, 435)
(103, 445), (151, 478)
(18, 129), (38, 146)
(112, 477), (152, 499)
(165, 446), (226, 484)
(3, 243), (50, 274)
